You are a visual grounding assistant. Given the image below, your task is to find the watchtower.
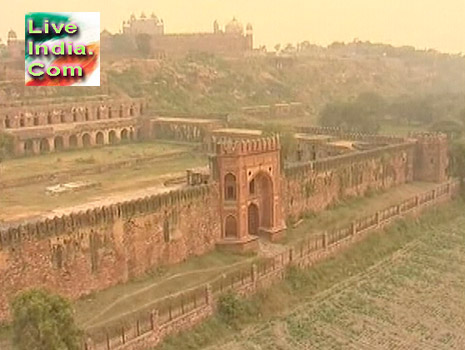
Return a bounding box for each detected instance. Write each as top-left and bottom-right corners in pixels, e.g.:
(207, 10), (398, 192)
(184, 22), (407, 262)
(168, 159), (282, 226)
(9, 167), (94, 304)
(411, 132), (449, 183)
(212, 135), (286, 252)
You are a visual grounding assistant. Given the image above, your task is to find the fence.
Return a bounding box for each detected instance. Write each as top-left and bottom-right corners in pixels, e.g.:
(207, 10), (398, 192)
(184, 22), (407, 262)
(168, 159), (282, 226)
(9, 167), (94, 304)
(84, 180), (460, 350)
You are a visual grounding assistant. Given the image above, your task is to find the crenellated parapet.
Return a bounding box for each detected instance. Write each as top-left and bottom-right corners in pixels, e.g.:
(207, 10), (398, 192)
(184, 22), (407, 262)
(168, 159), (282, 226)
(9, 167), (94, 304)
(0, 185), (211, 250)
(298, 126), (406, 144)
(216, 135), (280, 156)
(409, 131), (448, 143)
(0, 97), (147, 130)
(285, 141), (415, 178)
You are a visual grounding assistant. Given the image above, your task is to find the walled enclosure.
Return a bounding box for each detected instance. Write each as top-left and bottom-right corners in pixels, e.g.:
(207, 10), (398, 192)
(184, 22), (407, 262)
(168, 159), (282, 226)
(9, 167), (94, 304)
(0, 97), (147, 156)
(0, 131), (449, 321)
(0, 186), (220, 320)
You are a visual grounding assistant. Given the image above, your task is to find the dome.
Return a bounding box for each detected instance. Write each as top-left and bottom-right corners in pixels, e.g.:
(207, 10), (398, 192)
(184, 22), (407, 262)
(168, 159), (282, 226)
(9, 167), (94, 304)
(225, 17), (244, 35)
(7, 30), (17, 40)
(246, 23), (253, 31)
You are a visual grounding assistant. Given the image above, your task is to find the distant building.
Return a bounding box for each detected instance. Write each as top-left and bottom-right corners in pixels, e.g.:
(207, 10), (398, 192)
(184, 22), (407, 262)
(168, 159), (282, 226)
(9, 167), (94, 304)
(6, 29), (24, 60)
(102, 14), (254, 58)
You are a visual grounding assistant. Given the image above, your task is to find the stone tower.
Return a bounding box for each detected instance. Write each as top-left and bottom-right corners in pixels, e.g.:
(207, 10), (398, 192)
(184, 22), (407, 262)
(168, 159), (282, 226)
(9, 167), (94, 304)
(246, 23), (253, 50)
(213, 135), (286, 252)
(411, 132), (449, 183)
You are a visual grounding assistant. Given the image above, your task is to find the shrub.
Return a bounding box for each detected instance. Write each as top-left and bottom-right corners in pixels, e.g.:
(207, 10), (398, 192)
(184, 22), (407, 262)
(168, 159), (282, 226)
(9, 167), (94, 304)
(217, 292), (253, 328)
(10, 289), (82, 350)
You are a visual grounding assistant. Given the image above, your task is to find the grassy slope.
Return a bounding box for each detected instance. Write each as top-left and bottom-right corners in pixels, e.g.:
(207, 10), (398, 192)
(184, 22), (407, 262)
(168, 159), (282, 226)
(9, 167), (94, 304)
(108, 53), (465, 119)
(156, 199), (465, 350)
(72, 182), (435, 332)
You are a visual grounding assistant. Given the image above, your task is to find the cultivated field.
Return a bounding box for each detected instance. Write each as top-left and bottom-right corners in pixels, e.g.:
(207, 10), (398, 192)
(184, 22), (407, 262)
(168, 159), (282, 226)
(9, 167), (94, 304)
(208, 206), (465, 350)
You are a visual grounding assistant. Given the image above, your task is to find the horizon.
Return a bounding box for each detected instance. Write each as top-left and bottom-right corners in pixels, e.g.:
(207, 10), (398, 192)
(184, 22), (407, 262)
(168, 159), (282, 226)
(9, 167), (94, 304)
(0, 0), (464, 54)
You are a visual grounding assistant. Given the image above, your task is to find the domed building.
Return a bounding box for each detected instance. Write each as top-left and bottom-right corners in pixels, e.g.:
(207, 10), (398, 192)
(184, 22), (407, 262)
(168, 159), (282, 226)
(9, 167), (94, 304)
(109, 14), (254, 58)
(225, 17), (244, 35)
(122, 12), (164, 35)
(7, 30), (17, 44)
(6, 30), (23, 60)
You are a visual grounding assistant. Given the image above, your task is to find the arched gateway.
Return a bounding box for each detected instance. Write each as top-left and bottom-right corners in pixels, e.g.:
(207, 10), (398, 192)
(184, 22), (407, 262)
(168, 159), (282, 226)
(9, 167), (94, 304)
(214, 136), (286, 252)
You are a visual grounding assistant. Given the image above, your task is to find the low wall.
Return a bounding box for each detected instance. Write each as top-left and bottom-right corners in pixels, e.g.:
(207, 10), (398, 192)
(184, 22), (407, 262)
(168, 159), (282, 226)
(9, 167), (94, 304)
(0, 185), (221, 321)
(284, 142), (415, 220)
(297, 126), (406, 144)
(83, 180), (459, 350)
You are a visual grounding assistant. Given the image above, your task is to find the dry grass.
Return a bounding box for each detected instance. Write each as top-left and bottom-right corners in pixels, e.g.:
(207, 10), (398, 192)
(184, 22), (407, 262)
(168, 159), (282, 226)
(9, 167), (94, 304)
(193, 201), (465, 350)
(0, 149), (207, 221)
(73, 182), (436, 332)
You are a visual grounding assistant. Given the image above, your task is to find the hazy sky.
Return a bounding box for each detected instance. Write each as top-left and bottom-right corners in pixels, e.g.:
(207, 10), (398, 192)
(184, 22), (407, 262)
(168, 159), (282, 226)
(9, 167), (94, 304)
(1, 0), (463, 53)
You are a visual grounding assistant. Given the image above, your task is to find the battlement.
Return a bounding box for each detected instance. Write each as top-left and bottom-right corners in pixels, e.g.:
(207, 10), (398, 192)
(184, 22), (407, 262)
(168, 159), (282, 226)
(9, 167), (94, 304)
(0, 185), (211, 250)
(285, 141), (415, 177)
(299, 126), (406, 144)
(409, 131), (448, 143)
(216, 135), (280, 156)
(0, 97), (147, 130)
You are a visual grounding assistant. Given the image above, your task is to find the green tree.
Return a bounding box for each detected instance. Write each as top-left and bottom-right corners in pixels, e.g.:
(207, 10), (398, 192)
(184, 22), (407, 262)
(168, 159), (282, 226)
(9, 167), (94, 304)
(355, 92), (386, 116)
(319, 100), (380, 134)
(388, 95), (433, 126)
(262, 124), (297, 162)
(11, 289), (81, 350)
(450, 141), (465, 197)
(458, 107), (465, 126)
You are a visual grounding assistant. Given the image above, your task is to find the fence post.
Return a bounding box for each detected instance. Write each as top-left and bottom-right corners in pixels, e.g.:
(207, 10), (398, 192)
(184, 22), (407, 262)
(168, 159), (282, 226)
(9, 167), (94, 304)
(205, 284), (213, 305)
(432, 189), (436, 201)
(251, 264), (258, 285)
(289, 248), (294, 263)
(136, 319), (140, 337)
(396, 205), (400, 215)
(84, 337), (93, 350)
(415, 195), (419, 207)
(375, 211), (380, 226)
(181, 295), (185, 314)
(322, 232), (327, 248)
(150, 309), (159, 331)
(351, 222), (356, 236)
(121, 327), (125, 344)
(106, 332), (110, 350)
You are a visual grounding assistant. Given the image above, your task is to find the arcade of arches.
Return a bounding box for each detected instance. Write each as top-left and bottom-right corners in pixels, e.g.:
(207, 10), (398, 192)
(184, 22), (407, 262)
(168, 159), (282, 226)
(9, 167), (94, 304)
(17, 127), (136, 155)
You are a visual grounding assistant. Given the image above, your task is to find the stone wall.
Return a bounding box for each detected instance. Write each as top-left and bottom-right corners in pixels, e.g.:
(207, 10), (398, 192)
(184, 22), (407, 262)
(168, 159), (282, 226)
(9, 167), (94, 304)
(0, 98), (146, 130)
(0, 185), (221, 321)
(284, 142), (415, 220)
(297, 126), (407, 145)
(0, 97), (147, 156)
(83, 180), (459, 350)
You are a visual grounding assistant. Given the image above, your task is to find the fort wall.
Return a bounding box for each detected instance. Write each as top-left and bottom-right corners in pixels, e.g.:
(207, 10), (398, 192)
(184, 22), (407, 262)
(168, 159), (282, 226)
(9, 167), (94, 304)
(83, 180), (459, 350)
(0, 133), (447, 323)
(0, 185), (220, 321)
(284, 142), (415, 220)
